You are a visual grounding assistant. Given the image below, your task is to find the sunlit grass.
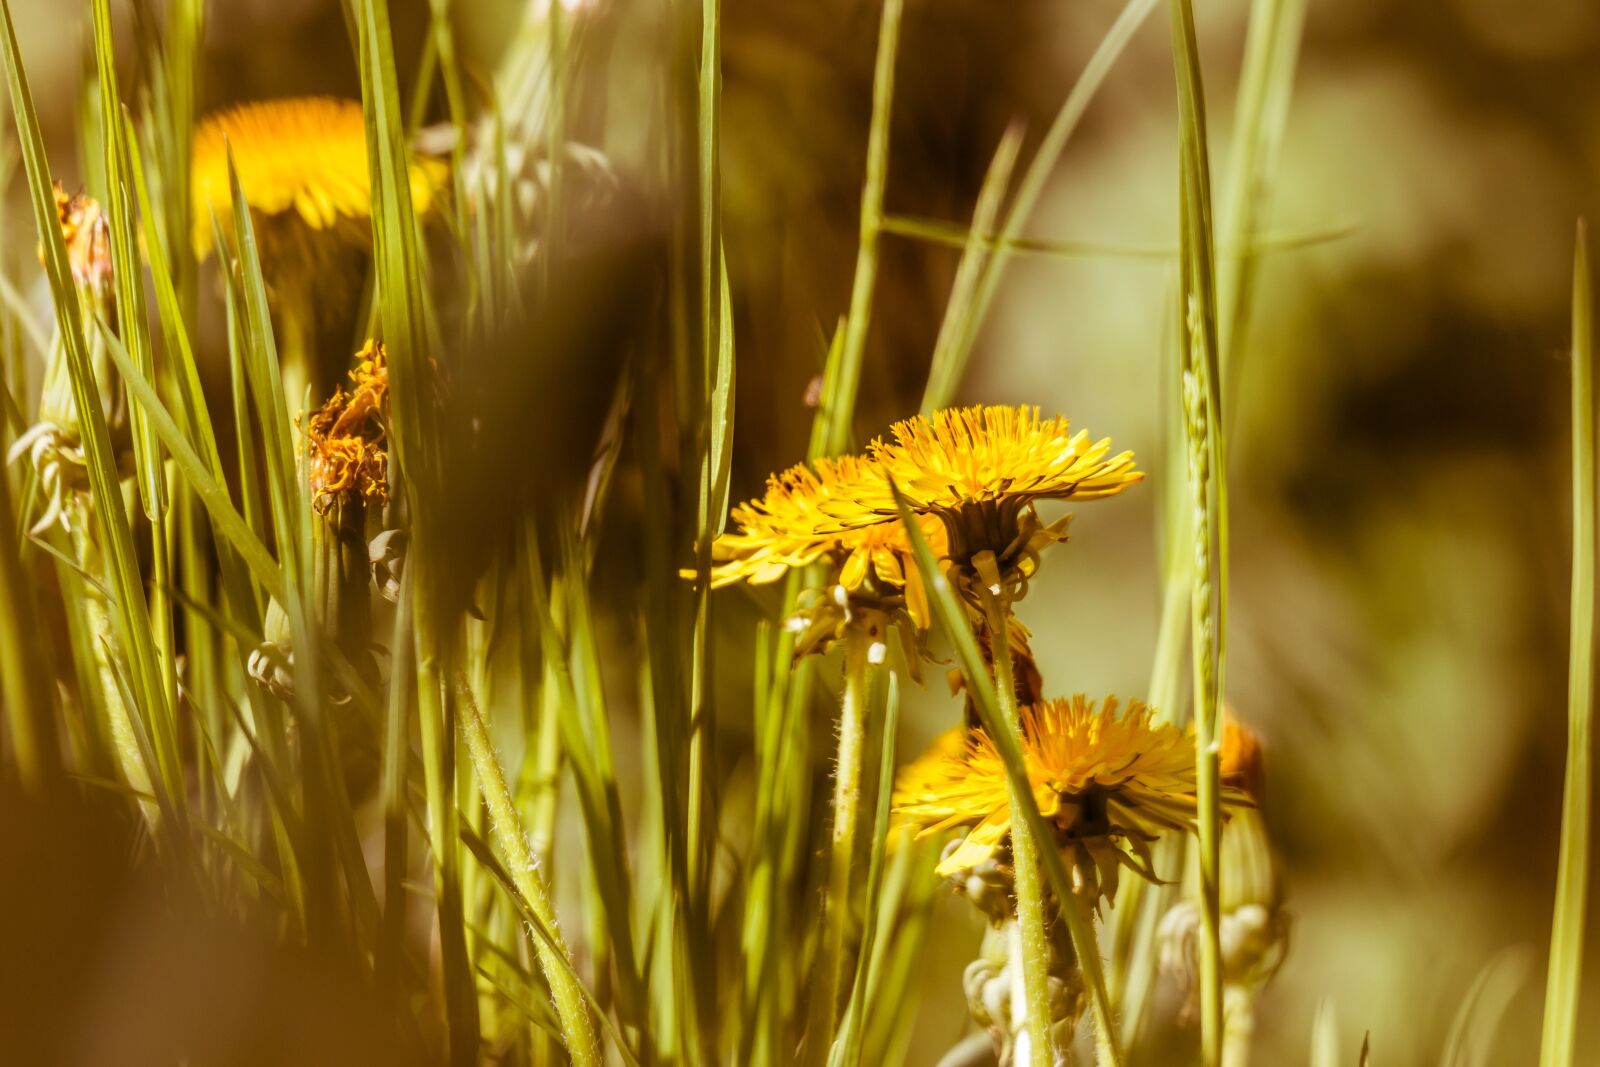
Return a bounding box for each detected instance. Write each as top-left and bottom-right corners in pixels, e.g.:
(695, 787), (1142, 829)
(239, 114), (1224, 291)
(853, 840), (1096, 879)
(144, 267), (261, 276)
(0, 1), (1589, 1066)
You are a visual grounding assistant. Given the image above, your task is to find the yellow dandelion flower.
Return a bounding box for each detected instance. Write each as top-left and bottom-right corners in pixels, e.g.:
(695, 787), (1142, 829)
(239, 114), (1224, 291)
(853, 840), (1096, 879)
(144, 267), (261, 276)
(691, 455), (947, 627)
(839, 405), (1141, 591)
(894, 695), (1242, 900)
(302, 340), (390, 514)
(191, 97), (447, 261)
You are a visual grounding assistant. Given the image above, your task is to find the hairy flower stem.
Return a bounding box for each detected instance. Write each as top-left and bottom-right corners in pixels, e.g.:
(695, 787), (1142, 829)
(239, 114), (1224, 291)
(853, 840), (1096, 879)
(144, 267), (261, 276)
(814, 632), (875, 1056)
(458, 678), (601, 1067)
(979, 583), (1056, 1067)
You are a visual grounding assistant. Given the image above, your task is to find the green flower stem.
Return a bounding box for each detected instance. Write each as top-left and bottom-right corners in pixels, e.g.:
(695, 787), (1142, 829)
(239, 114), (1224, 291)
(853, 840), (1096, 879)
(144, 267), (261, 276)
(978, 586), (1055, 1067)
(814, 631), (876, 1055)
(1222, 986), (1254, 1067)
(458, 676), (602, 1067)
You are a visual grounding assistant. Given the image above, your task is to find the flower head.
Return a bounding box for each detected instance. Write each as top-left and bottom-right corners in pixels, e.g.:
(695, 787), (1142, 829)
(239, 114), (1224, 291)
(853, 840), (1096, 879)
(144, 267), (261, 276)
(894, 695), (1240, 902)
(302, 341), (390, 515)
(191, 97), (447, 261)
(690, 455), (947, 643)
(842, 406), (1141, 599)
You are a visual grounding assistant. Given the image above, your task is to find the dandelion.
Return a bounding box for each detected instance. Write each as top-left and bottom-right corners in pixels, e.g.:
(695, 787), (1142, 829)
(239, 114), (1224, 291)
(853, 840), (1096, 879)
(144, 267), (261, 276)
(192, 98), (446, 408)
(849, 404), (1142, 601)
(191, 97), (447, 263)
(894, 694), (1240, 903)
(1160, 713), (1289, 1047)
(692, 454), (947, 659)
(9, 186), (127, 536)
(290, 341), (392, 682)
(302, 340), (391, 516)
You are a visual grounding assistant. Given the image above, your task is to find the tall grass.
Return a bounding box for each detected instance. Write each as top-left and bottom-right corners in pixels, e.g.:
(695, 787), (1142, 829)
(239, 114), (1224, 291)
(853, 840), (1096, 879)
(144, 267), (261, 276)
(0, 2), (1588, 1066)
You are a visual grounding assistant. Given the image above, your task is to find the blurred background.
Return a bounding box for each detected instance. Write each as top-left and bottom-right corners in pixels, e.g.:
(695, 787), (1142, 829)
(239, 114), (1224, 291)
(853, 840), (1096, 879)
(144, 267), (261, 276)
(4, 0), (1599, 1063)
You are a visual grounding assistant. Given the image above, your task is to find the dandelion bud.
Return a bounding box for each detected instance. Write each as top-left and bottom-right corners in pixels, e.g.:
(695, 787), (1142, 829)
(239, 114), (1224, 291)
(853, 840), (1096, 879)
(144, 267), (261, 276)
(368, 528), (408, 603)
(1160, 712), (1288, 1014)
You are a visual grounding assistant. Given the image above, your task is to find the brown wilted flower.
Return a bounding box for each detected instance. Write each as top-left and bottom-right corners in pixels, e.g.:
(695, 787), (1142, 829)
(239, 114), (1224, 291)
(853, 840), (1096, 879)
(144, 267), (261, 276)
(303, 340), (390, 514)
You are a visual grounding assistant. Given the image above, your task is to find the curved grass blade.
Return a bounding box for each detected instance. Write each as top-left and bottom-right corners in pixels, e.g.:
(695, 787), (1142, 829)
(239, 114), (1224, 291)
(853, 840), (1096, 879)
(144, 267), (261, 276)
(0, 0), (178, 836)
(1539, 222), (1595, 1067)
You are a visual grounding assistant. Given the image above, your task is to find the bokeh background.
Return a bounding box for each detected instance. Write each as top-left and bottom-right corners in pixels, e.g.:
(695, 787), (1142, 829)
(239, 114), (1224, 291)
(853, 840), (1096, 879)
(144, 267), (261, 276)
(5, 0), (1600, 1063)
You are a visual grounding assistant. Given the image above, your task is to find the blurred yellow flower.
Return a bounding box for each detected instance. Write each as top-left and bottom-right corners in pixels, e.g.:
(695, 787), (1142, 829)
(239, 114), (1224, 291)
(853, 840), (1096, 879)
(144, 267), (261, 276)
(1219, 709), (1266, 804)
(191, 97), (447, 261)
(894, 695), (1237, 899)
(303, 340), (390, 514)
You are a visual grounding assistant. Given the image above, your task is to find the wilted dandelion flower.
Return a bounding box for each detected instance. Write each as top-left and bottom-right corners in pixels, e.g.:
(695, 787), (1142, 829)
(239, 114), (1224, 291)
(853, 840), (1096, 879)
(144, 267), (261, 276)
(9, 186), (126, 535)
(848, 405), (1141, 600)
(894, 695), (1239, 903)
(302, 340), (390, 515)
(48, 182), (112, 291)
(690, 455), (947, 660)
(191, 97), (447, 262)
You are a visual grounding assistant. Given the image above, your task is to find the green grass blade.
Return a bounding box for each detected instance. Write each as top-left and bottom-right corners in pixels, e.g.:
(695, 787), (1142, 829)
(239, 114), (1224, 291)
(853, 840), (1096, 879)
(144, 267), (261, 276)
(462, 823), (643, 1067)
(1169, 0), (1228, 1059)
(1443, 949), (1530, 1067)
(0, 0), (177, 834)
(885, 213), (1351, 262)
(892, 480), (1124, 1067)
(95, 325), (284, 602)
(90, 0), (165, 523)
(819, 0), (903, 456)
(0, 428), (57, 788)
(939, 0), (1157, 375)
(458, 676), (604, 1067)
(920, 124), (1023, 413)
(1539, 222), (1595, 1067)
(1217, 0), (1307, 391)
(1309, 999), (1340, 1067)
